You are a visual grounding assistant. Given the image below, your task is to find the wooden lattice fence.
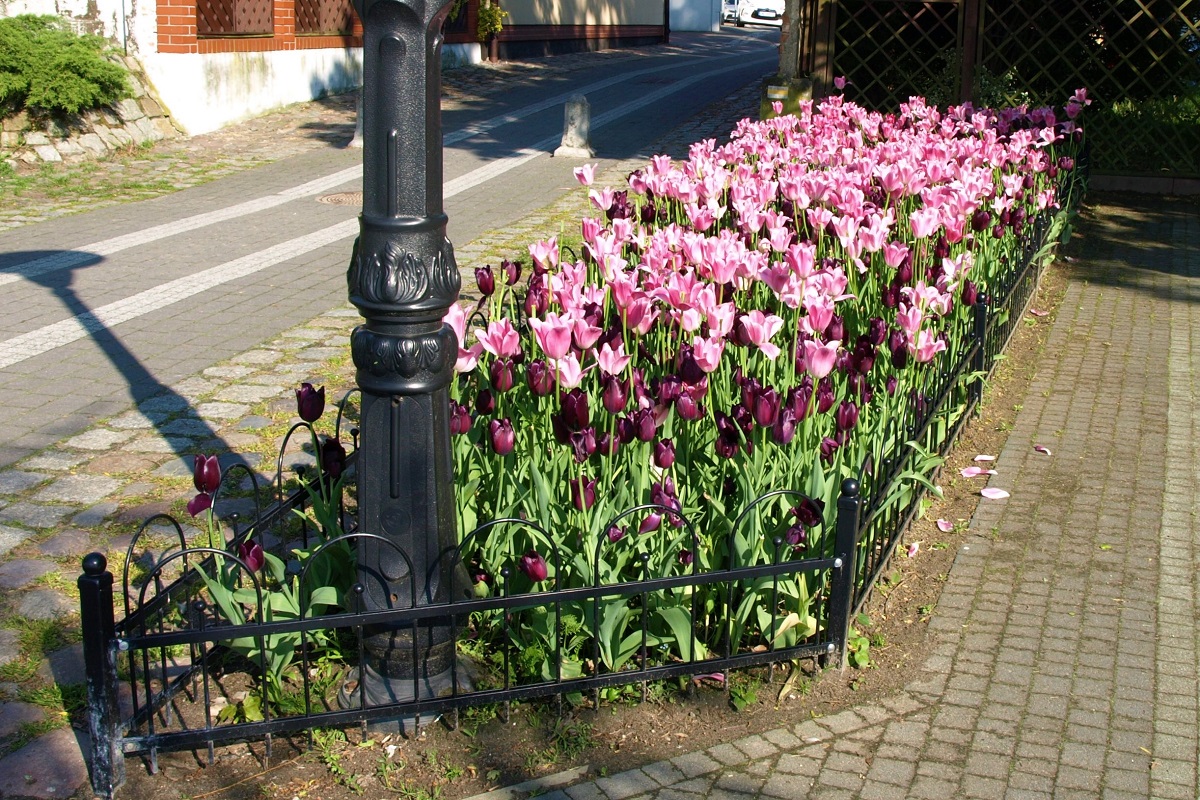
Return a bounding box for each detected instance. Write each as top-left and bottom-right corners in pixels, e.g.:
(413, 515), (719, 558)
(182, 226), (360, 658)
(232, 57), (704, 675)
(801, 0), (1200, 176)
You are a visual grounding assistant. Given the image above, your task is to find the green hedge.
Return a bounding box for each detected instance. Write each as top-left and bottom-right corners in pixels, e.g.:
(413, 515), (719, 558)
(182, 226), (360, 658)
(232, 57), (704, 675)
(0, 15), (129, 116)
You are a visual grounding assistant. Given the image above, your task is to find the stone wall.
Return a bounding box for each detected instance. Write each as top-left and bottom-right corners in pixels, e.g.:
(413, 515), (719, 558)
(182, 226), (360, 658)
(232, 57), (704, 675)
(1, 55), (179, 168)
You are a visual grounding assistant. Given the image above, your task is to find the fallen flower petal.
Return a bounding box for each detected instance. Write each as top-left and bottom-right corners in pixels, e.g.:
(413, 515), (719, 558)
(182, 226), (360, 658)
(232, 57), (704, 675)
(1034, 445), (1052, 455)
(936, 519), (954, 533)
(906, 541), (921, 557)
(974, 454), (997, 462)
(1028, 309), (1048, 317)
(980, 487), (1010, 499)
(960, 466), (998, 478)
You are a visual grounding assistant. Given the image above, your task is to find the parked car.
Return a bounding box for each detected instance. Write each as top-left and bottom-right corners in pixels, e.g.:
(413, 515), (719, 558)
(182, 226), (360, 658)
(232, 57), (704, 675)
(734, 0), (785, 27)
(721, 0), (739, 23)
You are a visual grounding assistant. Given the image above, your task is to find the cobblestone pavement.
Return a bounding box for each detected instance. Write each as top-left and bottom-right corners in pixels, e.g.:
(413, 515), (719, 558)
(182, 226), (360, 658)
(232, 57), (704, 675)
(0, 41), (1198, 799)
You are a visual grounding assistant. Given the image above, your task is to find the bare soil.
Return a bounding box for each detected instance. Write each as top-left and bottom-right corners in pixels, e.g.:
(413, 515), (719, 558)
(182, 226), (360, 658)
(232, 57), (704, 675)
(107, 259), (1072, 800)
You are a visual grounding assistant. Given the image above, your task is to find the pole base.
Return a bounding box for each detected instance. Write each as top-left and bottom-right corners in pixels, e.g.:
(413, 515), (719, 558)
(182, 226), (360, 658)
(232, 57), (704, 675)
(337, 659), (474, 735)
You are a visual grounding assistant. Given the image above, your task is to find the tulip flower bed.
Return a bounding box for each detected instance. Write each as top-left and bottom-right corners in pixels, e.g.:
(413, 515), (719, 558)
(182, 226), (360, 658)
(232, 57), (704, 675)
(448, 92), (1087, 684)
(79, 93), (1085, 792)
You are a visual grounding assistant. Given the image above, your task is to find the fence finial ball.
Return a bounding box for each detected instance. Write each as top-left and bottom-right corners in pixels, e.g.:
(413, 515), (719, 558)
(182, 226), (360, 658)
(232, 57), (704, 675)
(82, 552), (108, 575)
(841, 478), (860, 498)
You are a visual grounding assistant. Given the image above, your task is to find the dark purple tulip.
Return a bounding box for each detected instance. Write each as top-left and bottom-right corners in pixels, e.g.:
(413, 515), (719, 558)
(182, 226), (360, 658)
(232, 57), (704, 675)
(475, 389), (495, 415)
(561, 388), (590, 431)
(836, 400), (859, 432)
(676, 392), (705, 421)
(639, 512), (662, 533)
(518, 549), (549, 582)
(295, 383), (325, 423)
(1058, 156), (1074, 171)
(654, 438), (676, 469)
(785, 524), (806, 548)
(772, 406), (797, 444)
(816, 378), (836, 414)
(732, 314), (753, 347)
(714, 411), (741, 458)
(633, 408), (657, 442)
(193, 454), (221, 494)
(502, 258), (522, 286)
(656, 374), (684, 405)
(527, 359), (555, 397)
(570, 476), (597, 510)
(569, 428), (597, 462)
(889, 330), (909, 369)
(971, 209), (992, 232)
(820, 436), (840, 464)
(992, 223), (1006, 239)
(597, 432), (620, 458)
(886, 375), (898, 395)
(489, 357), (516, 393)
(852, 339), (876, 375)
(524, 282), (548, 318)
(896, 258), (914, 284)
(826, 314), (844, 343)
(753, 387), (780, 428)
(187, 492), (212, 517)
(677, 549), (694, 567)
(731, 403), (753, 435)
(677, 346), (705, 385)
(740, 377), (762, 410)
(322, 437), (347, 478)
(867, 317), (887, 346)
(450, 401), (472, 436)
(616, 416), (636, 444)
(882, 280), (902, 309)
(602, 374), (629, 414)
(792, 497), (825, 528)
(489, 418), (515, 456)
(961, 279), (978, 307)
(606, 525), (626, 543)
(788, 377), (814, 420)
(238, 540), (265, 573)
(474, 265), (496, 296)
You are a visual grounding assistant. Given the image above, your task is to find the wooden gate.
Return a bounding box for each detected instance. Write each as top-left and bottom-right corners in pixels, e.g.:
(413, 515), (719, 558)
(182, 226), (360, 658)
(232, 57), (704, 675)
(801, 0), (1200, 176)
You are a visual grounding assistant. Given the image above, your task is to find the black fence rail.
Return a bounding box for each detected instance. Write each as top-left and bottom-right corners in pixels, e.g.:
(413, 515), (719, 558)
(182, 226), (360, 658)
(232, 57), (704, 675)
(80, 171), (1087, 800)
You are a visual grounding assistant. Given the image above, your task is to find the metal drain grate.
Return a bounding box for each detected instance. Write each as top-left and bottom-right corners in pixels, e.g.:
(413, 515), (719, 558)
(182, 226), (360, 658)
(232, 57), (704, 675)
(317, 191), (363, 206)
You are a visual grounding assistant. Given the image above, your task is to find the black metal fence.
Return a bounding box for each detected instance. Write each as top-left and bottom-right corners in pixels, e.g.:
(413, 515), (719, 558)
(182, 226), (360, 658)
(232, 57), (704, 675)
(78, 171), (1087, 800)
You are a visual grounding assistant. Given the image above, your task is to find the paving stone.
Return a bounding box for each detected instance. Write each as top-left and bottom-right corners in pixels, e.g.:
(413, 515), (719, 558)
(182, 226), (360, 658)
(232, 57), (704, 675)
(125, 435), (196, 453)
(216, 384), (285, 403)
(296, 346), (343, 361)
(0, 628), (20, 666)
(594, 769), (659, 800)
(0, 470), (49, 495)
(16, 589), (76, 620)
(0, 524), (31, 557)
(83, 453), (165, 476)
(38, 530), (97, 558)
(203, 365), (257, 379)
(0, 726), (89, 798)
(236, 415), (276, 430)
(0, 503), (71, 529)
(0, 702), (45, 737)
(195, 401), (251, 420)
(160, 417), (217, 437)
(33, 474), (121, 505)
(37, 643), (86, 685)
(139, 395), (190, 414)
(107, 409), (170, 430)
(62, 429), (134, 450)
(20, 453), (87, 471)
(0, 559), (57, 589)
(72, 501), (119, 527)
(232, 349), (283, 365)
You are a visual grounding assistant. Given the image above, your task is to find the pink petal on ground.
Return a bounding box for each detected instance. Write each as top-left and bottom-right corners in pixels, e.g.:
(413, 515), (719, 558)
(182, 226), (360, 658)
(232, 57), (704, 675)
(962, 466), (1000, 478)
(906, 541), (921, 557)
(973, 454), (996, 462)
(936, 519), (954, 533)
(1028, 309), (1048, 317)
(980, 487), (1010, 500)
(1034, 445), (1052, 455)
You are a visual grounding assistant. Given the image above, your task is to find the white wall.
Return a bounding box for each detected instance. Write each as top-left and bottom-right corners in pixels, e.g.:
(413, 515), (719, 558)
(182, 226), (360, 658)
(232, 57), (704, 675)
(140, 47), (362, 135)
(670, 0), (719, 32)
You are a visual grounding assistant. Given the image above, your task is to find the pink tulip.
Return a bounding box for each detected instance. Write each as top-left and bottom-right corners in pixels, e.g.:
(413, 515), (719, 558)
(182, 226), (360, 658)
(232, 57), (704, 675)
(551, 353), (584, 390)
(738, 310), (785, 360)
(803, 339), (841, 379)
(595, 341), (631, 376)
(475, 319), (522, 359)
(691, 335), (725, 373)
(573, 163), (596, 186)
(910, 330), (947, 363)
(529, 312), (573, 360)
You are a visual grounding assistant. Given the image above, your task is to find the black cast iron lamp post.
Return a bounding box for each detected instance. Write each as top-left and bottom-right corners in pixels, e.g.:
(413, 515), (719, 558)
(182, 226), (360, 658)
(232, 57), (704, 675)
(345, 0), (466, 725)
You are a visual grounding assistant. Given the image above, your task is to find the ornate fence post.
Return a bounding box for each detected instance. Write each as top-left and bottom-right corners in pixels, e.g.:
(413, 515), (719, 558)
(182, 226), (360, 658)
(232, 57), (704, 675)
(79, 553), (124, 799)
(969, 299), (988, 409)
(346, 0), (467, 722)
(826, 478), (860, 670)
